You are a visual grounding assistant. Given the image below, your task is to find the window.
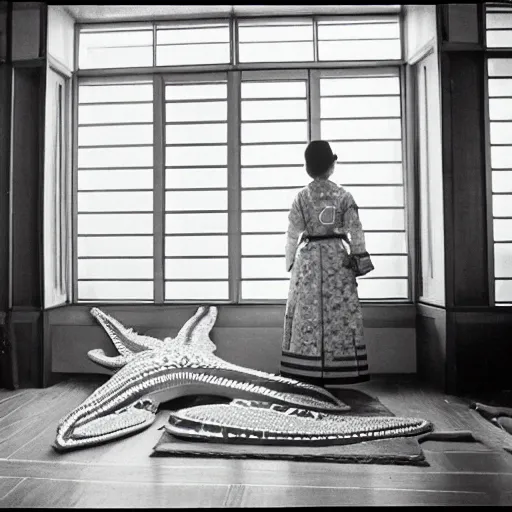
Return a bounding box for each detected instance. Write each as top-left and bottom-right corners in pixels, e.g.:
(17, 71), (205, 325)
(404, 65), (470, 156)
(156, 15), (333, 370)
(164, 75), (229, 300)
(487, 59), (512, 306)
(76, 78), (154, 301)
(486, 5), (512, 306)
(318, 68), (407, 300)
(240, 71), (309, 300)
(74, 16), (407, 303)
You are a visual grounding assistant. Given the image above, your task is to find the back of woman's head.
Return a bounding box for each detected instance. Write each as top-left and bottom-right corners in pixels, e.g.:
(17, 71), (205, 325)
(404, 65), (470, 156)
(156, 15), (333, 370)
(304, 140), (338, 179)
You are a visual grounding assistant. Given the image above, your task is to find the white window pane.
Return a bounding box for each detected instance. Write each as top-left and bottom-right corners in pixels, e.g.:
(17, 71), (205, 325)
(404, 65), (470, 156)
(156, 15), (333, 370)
(79, 104), (153, 124)
(157, 25), (229, 44)
(345, 186), (404, 207)
(239, 42), (314, 63)
(166, 123), (227, 144)
(321, 97), (401, 118)
(78, 146), (153, 169)
(165, 281), (229, 300)
(356, 278), (408, 299)
(489, 99), (512, 120)
(80, 29), (153, 48)
(487, 12), (512, 29)
(166, 145), (227, 167)
(78, 214), (153, 234)
(165, 83), (227, 100)
(318, 21), (400, 41)
(493, 195), (512, 216)
(242, 234), (285, 255)
(491, 147), (512, 169)
(166, 191), (227, 212)
(78, 259), (153, 279)
(165, 235), (228, 256)
(242, 257), (288, 278)
(330, 141), (402, 163)
(494, 219), (512, 241)
(365, 232), (407, 254)
(79, 147), (153, 169)
(241, 81), (306, 99)
(358, 209), (405, 231)
(318, 40), (401, 61)
(78, 191), (153, 212)
(79, 30), (153, 69)
(496, 280), (512, 303)
(241, 280), (289, 300)
(81, 46), (154, 69)
(78, 169), (153, 191)
(242, 212), (289, 232)
(320, 77), (399, 96)
(487, 32), (512, 48)
(157, 43), (230, 66)
(78, 236), (153, 257)
(242, 122), (308, 143)
(322, 119), (402, 140)
(165, 101), (227, 122)
(241, 167), (308, 188)
(368, 255), (408, 278)
(241, 144), (305, 166)
(494, 243), (512, 277)
(166, 258), (228, 279)
(242, 189), (300, 211)
(166, 213), (227, 234)
(80, 84), (153, 104)
(78, 281), (153, 301)
(331, 163), (403, 185)
(488, 80), (512, 97)
(79, 125), (153, 146)
(490, 122), (512, 144)
(488, 59), (512, 77)
(242, 100), (307, 121)
(492, 171), (512, 192)
(166, 168), (227, 189)
(238, 23), (313, 43)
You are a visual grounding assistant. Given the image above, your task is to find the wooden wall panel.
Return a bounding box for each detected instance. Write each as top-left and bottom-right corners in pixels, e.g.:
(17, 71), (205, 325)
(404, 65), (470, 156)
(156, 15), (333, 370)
(49, 305), (417, 376)
(11, 66), (44, 308)
(448, 53), (489, 307)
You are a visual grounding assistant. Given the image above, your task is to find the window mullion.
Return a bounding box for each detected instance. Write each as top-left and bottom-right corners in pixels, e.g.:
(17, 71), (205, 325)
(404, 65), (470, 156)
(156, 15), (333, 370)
(309, 69), (321, 140)
(227, 71), (242, 303)
(153, 74), (165, 303)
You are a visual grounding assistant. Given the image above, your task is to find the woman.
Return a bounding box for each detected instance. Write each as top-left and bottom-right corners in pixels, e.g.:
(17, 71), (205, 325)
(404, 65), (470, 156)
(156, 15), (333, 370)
(280, 140), (374, 388)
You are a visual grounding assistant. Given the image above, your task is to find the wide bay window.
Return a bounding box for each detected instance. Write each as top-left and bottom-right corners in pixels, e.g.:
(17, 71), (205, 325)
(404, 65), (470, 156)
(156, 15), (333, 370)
(74, 14), (408, 304)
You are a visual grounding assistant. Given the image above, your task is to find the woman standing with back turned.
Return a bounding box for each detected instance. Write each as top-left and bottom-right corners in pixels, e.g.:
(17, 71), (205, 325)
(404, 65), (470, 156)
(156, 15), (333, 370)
(280, 140), (374, 389)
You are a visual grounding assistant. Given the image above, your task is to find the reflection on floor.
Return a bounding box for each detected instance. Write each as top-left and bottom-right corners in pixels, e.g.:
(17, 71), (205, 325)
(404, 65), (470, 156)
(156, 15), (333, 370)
(0, 375), (511, 507)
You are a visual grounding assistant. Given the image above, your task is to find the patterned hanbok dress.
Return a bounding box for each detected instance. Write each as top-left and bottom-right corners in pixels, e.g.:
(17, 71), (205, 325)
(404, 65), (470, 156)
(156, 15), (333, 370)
(280, 179), (374, 388)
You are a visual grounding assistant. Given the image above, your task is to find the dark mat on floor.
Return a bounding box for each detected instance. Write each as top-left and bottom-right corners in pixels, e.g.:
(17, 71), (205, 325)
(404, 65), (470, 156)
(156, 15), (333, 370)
(152, 389), (430, 466)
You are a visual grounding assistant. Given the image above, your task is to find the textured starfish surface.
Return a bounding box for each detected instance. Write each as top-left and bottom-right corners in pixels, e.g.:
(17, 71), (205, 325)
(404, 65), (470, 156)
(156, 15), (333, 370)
(53, 306), (349, 452)
(166, 399), (433, 445)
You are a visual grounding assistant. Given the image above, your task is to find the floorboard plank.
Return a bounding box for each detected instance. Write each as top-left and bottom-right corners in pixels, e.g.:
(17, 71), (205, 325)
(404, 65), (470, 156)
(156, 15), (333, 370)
(0, 476), (25, 501)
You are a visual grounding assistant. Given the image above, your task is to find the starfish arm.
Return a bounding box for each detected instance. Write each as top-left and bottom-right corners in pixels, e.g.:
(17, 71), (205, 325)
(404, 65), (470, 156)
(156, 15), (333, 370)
(165, 401), (432, 445)
(91, 307), (164, 354)
(87, 349), (132, 370)
(54, 398), (158, 451)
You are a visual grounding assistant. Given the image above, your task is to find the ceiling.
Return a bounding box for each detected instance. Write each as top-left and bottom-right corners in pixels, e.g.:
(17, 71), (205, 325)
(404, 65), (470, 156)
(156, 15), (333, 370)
(62, 4), (402, 23)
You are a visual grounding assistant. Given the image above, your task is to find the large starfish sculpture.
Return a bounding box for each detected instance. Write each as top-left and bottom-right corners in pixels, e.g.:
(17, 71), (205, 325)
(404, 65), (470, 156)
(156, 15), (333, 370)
(53, 306), (432, 451)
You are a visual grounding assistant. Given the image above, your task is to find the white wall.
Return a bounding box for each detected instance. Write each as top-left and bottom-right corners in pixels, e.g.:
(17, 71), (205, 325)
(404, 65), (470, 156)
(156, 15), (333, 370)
(404, 5), (445, 307)
(403, 5), (437, 62)
(47, 5), (75, 70)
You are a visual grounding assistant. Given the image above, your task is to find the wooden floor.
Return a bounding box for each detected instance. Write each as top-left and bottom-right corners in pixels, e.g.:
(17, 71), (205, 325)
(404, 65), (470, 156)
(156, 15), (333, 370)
(1, 376), (512, 507)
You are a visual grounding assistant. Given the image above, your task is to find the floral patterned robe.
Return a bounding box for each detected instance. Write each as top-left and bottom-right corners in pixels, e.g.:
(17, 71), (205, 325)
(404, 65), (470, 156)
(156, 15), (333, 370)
(280, 179), (373, 387)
